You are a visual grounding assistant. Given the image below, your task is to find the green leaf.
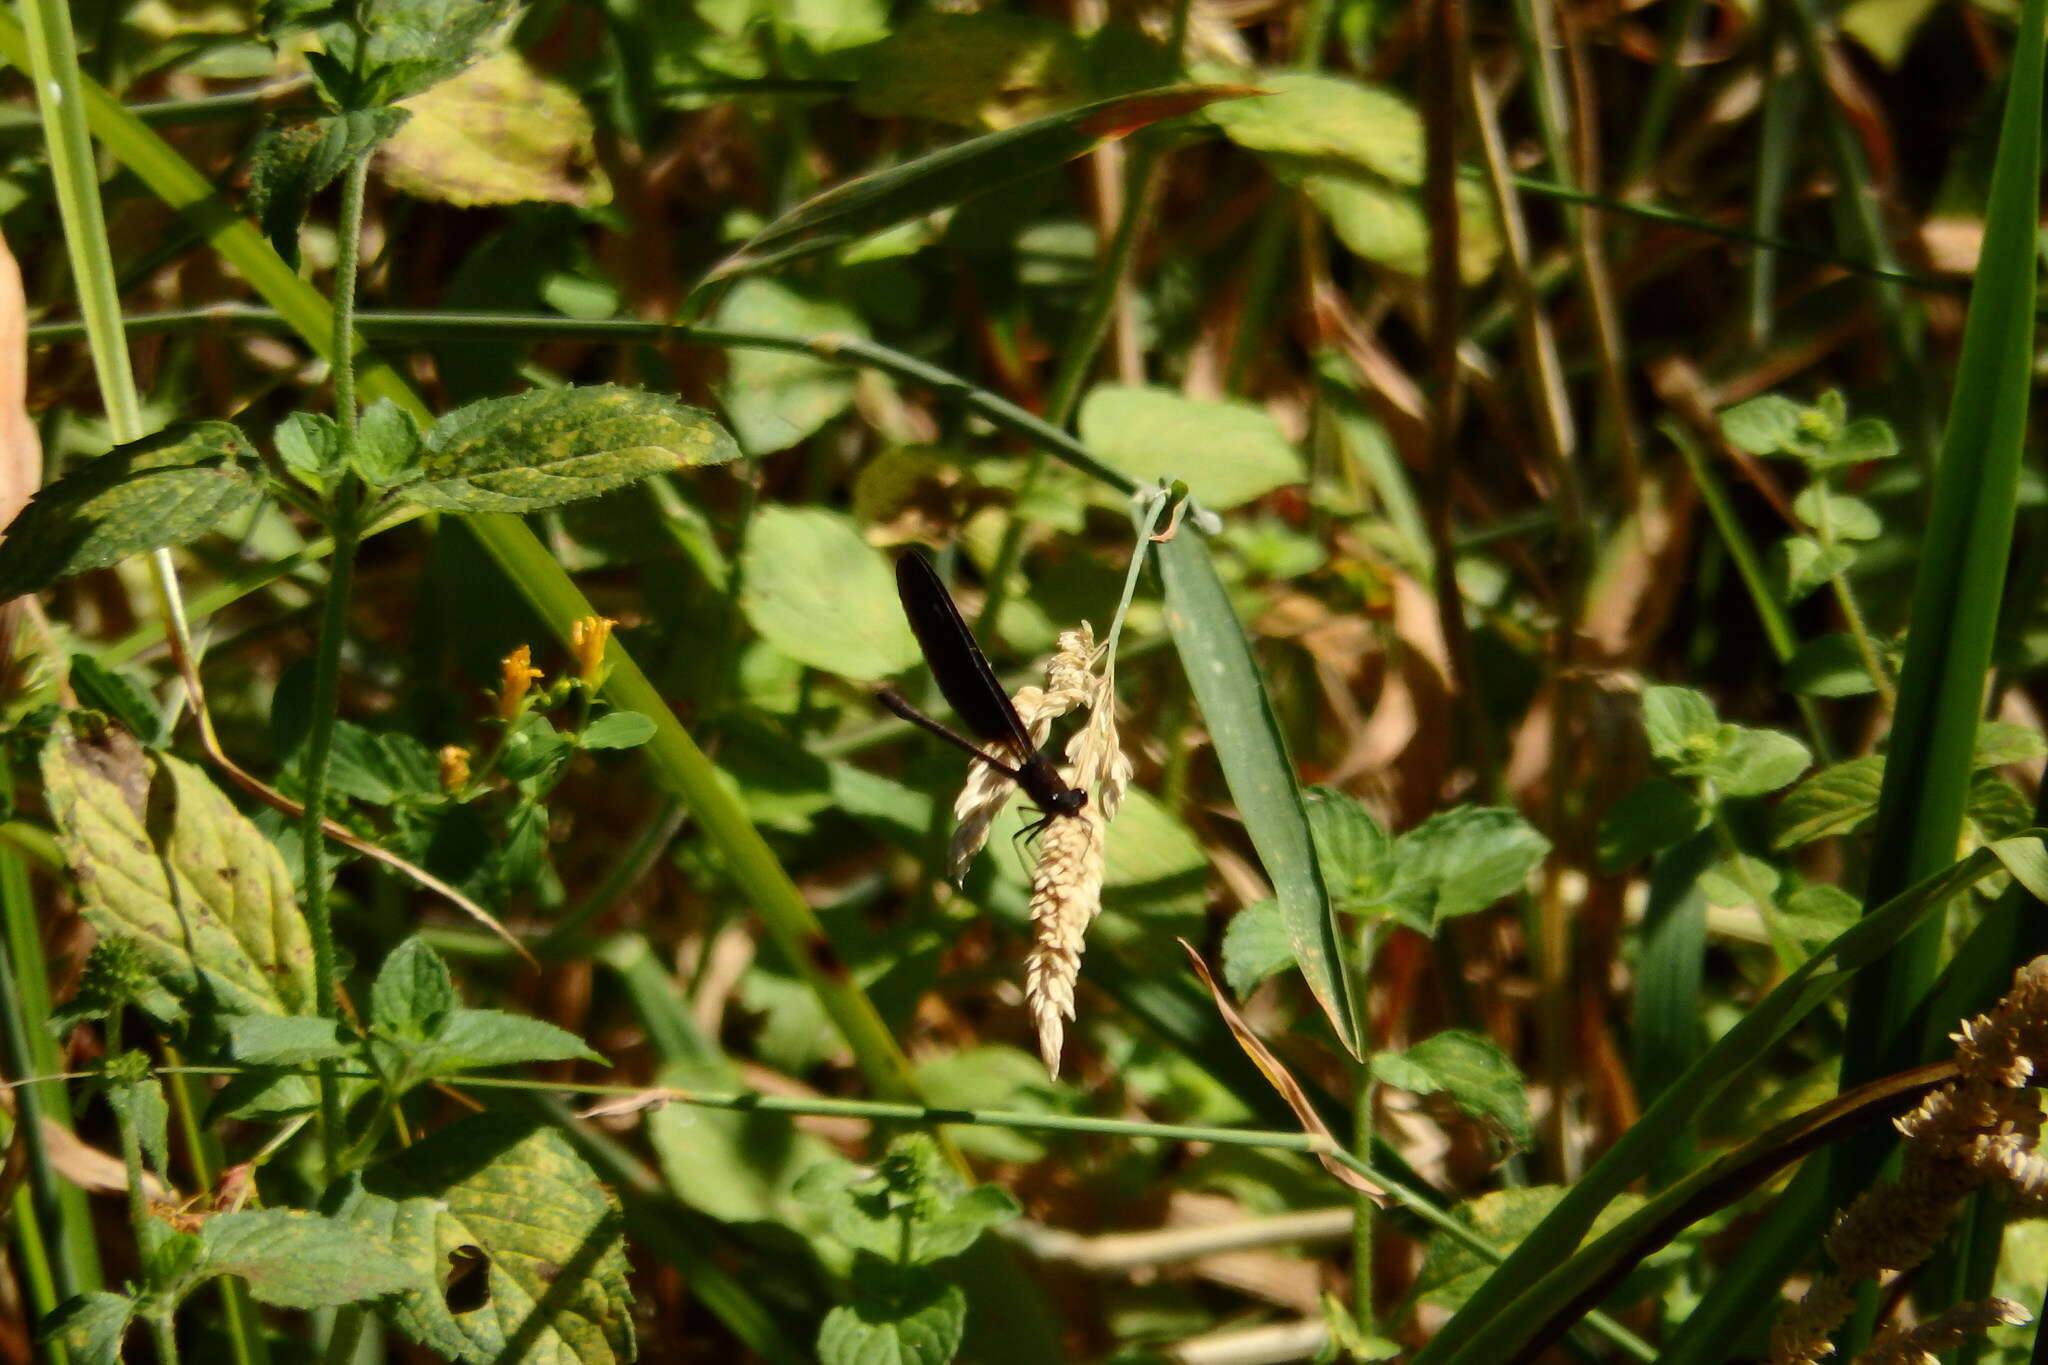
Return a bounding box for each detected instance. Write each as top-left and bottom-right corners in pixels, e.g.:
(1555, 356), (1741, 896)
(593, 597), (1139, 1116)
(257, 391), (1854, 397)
(39, 1292), (136, 1365)
(710, 85), (1251, 276)
(1596, 778), (1702, 871)
(1697, 727), (1811, 797)
(713, 280), (865, 454)
(1700, 853), (1781, 908)
(817, 1266), (967, 1365)
(1221, 898), (1295, 997)
(246, 109), (408, 266)
(500, 713), (572, 783)
(1811, 416), (1900, 471)
(230, 1014), (355, 1064)
(1717, 395), (1803, 456)
(1390, 806), (1552, 928)
(739, 506), (920, 680)
(1372, 1030), (1532, 1153)
(1640, 685), (1718, 768)
(198, 1209), (416, 1310)
(403, 385), (738, 513)
(580, 710), (657, 750)
(1782, 535), (1856, 602)
(913, 1045), (1074, 1164)
(283, 0), (515, 108)
(1782, 883), (1861, 948)
(1078, 385), (1303, 511)
(352, 398), (422, 487)
(1968, 775), (2033, 840)
(1989, 833), (2048, 903)
(852, 11), (1088, 129)
(1206, 72), (1423, 183)
(370, 936), (458, 1040)
(798, 1133), (1019, 1267)
(275, 410), (341, 484)
(1302, 166), (1500, 282)
(68, 653), (164, 743)
(1156, 529), (1361, 1055)
(1791, 487), (1881, 541)
(0, 423), (261, 601)
(1772, 756), (1885, 849)
(382, 52), (607, 208)
(344, 1116), (634, 1365)
(324, 722), (440, 804)
(1974, 720), (2048, 768)
(1303, 787), (1395, 906)
(1413, 1187), (1650, 1313)
(406, 1008), (604, 1079)
(107, 1068), (171, 1176)
(42, 729), (315, 1016)
(1783, 634), (1880, 697)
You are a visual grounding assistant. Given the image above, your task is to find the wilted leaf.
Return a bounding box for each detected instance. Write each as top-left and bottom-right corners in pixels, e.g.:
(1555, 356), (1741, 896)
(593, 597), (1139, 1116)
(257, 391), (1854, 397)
(739, 505), (920, 679)
(714, 280), (864, 455)
(853, 11), (1088, 129)
(43, 729), (315, 1017)
(404, 385), (737, 512)
(1372, 1030), (1532, 1152)
(383, 52), (608, 207)
(1079, 385), (1302, 510)
(199, 1209), (416, 1309)
(0, 424), (261, 601)
(345, 1116), (634, 1364)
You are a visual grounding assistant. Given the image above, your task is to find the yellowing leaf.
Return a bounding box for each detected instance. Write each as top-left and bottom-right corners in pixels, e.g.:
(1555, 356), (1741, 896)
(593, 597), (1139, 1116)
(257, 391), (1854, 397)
(854, 12), (1089, 129)
(1208, 72), (1424, 185)
(382, 52), (608, 208)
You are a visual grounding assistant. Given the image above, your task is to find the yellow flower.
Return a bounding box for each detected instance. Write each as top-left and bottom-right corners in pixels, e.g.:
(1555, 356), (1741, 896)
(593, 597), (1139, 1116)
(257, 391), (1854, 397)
(497, 645), (544, 721)
(438, 745), (471, 792)
(570, 615), (616, 686)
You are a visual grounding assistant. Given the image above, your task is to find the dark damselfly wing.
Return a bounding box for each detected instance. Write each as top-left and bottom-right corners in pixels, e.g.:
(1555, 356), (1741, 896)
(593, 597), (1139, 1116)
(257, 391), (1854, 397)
(894, 551), (1036, 756)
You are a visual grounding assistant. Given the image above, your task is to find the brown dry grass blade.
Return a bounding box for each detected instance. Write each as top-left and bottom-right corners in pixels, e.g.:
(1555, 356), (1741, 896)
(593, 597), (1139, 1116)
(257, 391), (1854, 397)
(1178, 938), (1388, 1203)
(0, 226), (41, 699)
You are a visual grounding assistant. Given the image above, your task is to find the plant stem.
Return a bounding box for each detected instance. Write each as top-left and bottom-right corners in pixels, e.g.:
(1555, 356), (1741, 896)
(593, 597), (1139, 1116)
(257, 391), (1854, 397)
(300, 151), (375, 1179)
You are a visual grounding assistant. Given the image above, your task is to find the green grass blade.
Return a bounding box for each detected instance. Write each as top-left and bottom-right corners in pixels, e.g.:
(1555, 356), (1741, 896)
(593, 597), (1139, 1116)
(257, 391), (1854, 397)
(1629, 830), (1711, 1182)
(1154, 528), (1362, 1057)
(1835, 0), (2046, 1175)
(1412, 837), (2023, 1365)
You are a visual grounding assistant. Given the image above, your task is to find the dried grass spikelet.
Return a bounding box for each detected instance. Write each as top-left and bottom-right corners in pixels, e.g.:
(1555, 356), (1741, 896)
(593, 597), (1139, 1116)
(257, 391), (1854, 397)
(937, 621), (1129, 1077)
(1768, 956), (2048, 1365)
(1854, 1297), (2031, 1365)
(1024, 804), (1106, 1077)
(1770, 1273), (1857, 1365)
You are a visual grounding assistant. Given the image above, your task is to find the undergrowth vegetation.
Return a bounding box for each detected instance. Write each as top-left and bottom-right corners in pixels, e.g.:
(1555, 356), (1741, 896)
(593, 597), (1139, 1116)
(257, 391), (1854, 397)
(3, 0), (2048, 1362)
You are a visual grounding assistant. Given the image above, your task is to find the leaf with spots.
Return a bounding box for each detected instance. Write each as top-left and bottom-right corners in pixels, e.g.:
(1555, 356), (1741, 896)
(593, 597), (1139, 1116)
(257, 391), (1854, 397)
(41, 725), (315, 1017)
(342, 1116), (635, 1364)
(0, 422), (262, 602)
(197, 1209), (417, 1310)
(400, 385), (738, 514)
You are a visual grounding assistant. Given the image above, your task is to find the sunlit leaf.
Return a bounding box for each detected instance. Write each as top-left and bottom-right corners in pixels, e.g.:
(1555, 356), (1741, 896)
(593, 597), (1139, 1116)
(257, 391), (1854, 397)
(739, 505), (920, 680)
(1079, 385), (1303, 511)
(199, 1209), (416, 1310)
(383, 52), (607, 207)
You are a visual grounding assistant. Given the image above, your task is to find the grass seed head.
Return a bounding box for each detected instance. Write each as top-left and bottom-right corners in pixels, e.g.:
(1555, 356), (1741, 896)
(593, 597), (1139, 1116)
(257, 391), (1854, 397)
(1024, 806), (1105, 1078)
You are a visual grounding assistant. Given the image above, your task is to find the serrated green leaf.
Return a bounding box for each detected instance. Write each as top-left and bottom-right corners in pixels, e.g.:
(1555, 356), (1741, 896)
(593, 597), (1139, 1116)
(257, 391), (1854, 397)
(0, 423), (260, 601)
(42, 729), (315, 1016)
(1303, 787), (1395, 905)
(1372, 1030), (1532, 1153)
(1207, 72), (1423, 183)
(275, 410), (341, 484)
(1698, 727), (1811, 797)
(1784, 634), (1881, 697)
(714, 280), (864, 455)
(324, 722), (440, 804)
(1717, 395), (1803, 456)
(407, 1008), (604, 1078)
(199, 1209), (416, 1310)
(39, 1292), (136, 1365)
(1974, 720), (2048, 767)
(107, 1068), (171, 1176)
(68, 653), (164, 743)
(711, 85), (1251, 275)
(1641, 686), (1718, 768)
(247, 110), (408, 266)
(1078, 385), (1303, 511)
(286, 0), (515, 108)
(1391, 806), (1552, 928)
(1596, 778), (1702, 871)
(145, 1230), (205, 1294)
(1221, 898), (1295, 997)
(817, 1266), (966, 1365)
(853, 11), (1088, 129)
(1967, 774), (2033, 840)
(739, 506), (920, 680)
(404, 385), (737, 513)
(353, 398), (423, 487)
(230, 1013), (355, 1064)
(1792, 487), (1881, 541)
(1773, 756), (1886, 849)
(797, 1133), (1018, 1267)
(344, 1116), (634, 1365)
(580, 710), (657, 751)
(371, 936), (458, 1040)
(1783, 535), (1857, 602)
